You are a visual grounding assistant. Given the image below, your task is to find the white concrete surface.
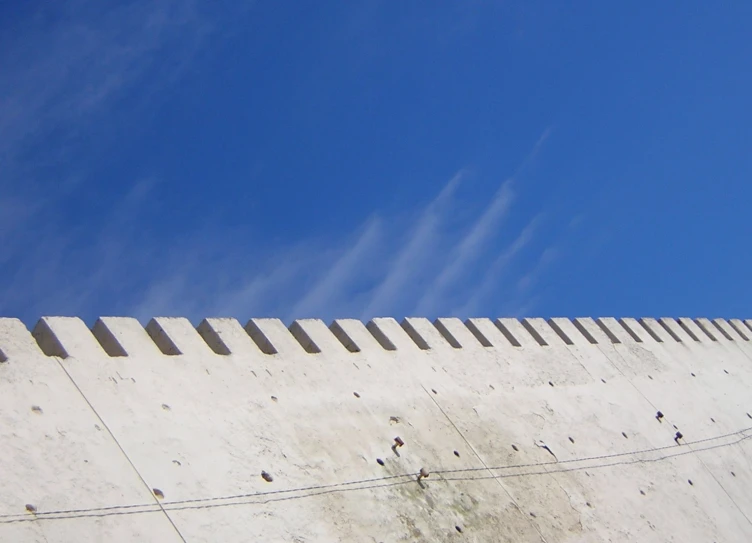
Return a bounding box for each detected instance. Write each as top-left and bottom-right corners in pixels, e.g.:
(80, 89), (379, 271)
(1, 315), (751, 542)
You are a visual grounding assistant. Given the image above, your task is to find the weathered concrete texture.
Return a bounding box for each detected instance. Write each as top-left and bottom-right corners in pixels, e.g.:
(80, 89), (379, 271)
(1, 316), (751, 542)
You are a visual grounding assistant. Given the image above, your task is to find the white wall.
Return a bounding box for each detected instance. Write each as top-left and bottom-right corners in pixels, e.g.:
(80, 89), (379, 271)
(1, 315), (751, 542)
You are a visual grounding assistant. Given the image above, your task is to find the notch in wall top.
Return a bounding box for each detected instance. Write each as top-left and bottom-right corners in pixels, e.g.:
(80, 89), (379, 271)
(469, 317), (542, 348)
(523, 318), (570, 346)
(436, 318), (483, 349)
(571, 318), (603, 345)
(196, 319), (237, 355)
(727, 319), (750, 341)
(245, 318), (307, 355)
(0, 318), (46, 361)
(578, 317), (645, 344)
(330, 319), (414, 352)
(547, 318), (586, 346)
(709, 319), (736, 341)
(199, 317), (278, 356)
(400, 317), (474, 350)
(493, 319), (524, 347)
(687, 318), (717, 342)
(244, 319), (277, 354)
(243, 319), (279, 355)
(676, 318), (703, 342)
(595, 318), (628, 344)
(151, 317), (219, 356)
(330, 319), (385, 352)
(288, 321), (322, 354)
(657, 318), (689, 343)
(32, 317), (109, 359)
(640, 318), (677, 342)
(636, 318), (665, 343)
(301, 319), (357, 353)
(496, 318), (559, 347)
(289, 319), (349, 354)
(93, 317), (164, 357)
(145, 319), (183, 356)
(365, 321), (396, 351)
(545, 319), (573, 345)
(91, 319), (128, 357)
(32, 318), (69, 358)
(367, 318), (417, 351)
(619, 317), (660, 343)
(464, 319), (493, 347)
(744, 319), (752, 334)
(645, 317), (706, 344)
(616, 318), (648, 343)
(518, 319), (547, 345)
(400, 318), (433, 350)
(143, 317), (218, 356)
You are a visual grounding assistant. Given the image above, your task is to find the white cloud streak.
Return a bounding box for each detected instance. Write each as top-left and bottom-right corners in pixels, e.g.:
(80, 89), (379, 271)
(413, 126), (553, 317)
(0, 3), (560, 325)
(6, 158), (555, 325)
(486, 244), (558, 319)
(0, 1), (254, 324)
(289, 218), (382, 320)
(359, 171), (465, 319)
(516, 245), (559, 293)
(454, 214), (542, 317)
(413, 179), (514, 315)
(0, 0), (217, 164)
(0, 0), (250, 254)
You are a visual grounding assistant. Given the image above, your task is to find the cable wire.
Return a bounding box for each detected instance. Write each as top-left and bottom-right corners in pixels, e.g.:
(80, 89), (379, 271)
(2, 425), (750, 524)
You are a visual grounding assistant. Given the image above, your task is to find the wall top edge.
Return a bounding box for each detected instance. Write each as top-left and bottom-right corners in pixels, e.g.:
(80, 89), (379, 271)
(0, 316), (748, 362)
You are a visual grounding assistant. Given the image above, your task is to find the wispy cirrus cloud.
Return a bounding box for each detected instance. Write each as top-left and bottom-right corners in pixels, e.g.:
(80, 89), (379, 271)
(409, 126), (553, 317)
(412, 179), (514, 316)
(454, 213), (543, 317)
(0, 1), (252, 322)
(0, 0), (252, 232)
(359, 171), (465, 319)
(0, 3), (567, 325)
(122, 128), (559, 324)
(0, 0), (224, 163)
(516, 245), (559, 293)
(16, 138), (561, 324)
(289, 218), (383, 321)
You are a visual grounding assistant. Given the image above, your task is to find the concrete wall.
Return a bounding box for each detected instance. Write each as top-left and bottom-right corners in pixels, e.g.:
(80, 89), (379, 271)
(1, 315), (752, 542)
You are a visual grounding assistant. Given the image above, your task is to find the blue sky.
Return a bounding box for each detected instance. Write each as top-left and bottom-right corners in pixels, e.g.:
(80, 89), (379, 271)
(1, 1), (751, 326)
